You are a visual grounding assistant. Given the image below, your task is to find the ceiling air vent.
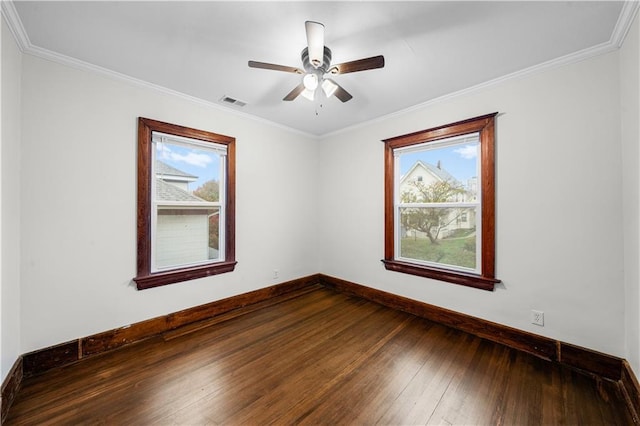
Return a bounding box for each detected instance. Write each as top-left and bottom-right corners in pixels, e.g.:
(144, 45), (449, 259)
(220, 95), (247, 108)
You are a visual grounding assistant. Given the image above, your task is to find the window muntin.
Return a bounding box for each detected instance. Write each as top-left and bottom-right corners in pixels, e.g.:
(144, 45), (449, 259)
(382, 113), (499, 291)
(135, 118), (236, 290)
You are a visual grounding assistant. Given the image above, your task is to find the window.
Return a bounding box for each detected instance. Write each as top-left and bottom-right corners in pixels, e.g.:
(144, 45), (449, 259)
(382, 113), (500, 291)
(135, 118), (236, 290)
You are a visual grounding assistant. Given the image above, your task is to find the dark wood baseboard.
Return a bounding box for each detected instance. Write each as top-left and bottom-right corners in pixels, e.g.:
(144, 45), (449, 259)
(559, 342), (624, 381)
(319, 274), (558, 361)
(622, 360), (640, 423)
(21, 274), (321, 377)
(318, 274), (640, 420)
(1, 357), (23, 424)
(7, 272), (640, 421)
(318, 274), (626, 380)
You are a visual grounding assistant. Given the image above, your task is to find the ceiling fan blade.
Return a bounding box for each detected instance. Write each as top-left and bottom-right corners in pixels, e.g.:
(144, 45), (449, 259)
(248, 61), (303, 74)
(305, 21), (325, 68)
(333, 84), (353, 103)
(329, 55), (385, 75)
(283, 83), (305, 101)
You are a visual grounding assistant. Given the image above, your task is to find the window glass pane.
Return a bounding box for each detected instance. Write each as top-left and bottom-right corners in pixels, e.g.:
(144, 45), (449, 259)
(155, 140), (221, 201)
(399, 206), (477, 270)
(156, 207), (220, 269)
(399, 137), (479, 203)
(153, 137), (223, 271)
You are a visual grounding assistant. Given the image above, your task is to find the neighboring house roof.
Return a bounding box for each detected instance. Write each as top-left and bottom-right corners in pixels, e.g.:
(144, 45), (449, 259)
(156, 161), (198, 180)
(156, 178), (205, 202)
(400, 160), (458, 185)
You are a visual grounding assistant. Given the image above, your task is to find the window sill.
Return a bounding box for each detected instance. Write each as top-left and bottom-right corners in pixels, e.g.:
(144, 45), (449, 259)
(381, 259), (499, 291)
(134, 261), (237, 290)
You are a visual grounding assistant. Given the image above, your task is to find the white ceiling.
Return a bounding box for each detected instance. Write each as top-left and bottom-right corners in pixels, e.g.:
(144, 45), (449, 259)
(5, 1), (635, 136)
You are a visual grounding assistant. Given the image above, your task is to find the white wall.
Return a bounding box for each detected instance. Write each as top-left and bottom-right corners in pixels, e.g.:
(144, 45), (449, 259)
(622, 12), (640, 373)
(5, 8), (639, 374)
(1, 17), (22, 381)
(18, 54), (318, 353)
(319, 51), (626, 356)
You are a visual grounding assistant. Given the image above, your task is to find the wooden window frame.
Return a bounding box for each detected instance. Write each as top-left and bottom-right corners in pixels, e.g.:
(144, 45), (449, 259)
(134, 117), (236, 290)
(382, 113), (500, 291)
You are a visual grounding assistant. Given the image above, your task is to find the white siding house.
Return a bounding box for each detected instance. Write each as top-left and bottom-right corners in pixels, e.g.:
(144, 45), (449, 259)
(156, 212), (210, 269)
(156, 161), (198, 191)
(399, 161), (477, 238)
(155, 162), (215, 269)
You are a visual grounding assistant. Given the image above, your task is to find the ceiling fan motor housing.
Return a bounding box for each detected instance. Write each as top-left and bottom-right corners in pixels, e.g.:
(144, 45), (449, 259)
(301, 46), (332, 74)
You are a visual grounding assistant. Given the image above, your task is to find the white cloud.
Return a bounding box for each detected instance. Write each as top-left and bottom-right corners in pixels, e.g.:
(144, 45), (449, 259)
(169, 152), (212, 168)
(158, 145), (213, 168)
(454, 145), (477, 159)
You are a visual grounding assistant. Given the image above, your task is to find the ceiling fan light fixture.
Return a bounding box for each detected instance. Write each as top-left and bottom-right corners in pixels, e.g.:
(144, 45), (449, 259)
(321, 78), (339, 98)
(301, 88), (316, 101)
(305, 21), (325, 68)
(303, 73), (319, 91)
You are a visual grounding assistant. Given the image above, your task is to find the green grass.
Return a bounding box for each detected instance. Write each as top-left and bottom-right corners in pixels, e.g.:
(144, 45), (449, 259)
(400, 235), (476, 269)
(445, 228), (475, 239)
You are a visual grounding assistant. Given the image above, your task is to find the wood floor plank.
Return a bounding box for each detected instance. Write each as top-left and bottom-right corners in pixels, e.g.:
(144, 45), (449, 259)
(166, 300), (411, 424)
(291, 319), (455, 424)
(116, 291), (365, 423)
(5, 287), (634, 425)
(98, 291), (373, 424)
(8, 289), (354, 424)
(425, 340), (519, 425)
(376, 327), (484, 425)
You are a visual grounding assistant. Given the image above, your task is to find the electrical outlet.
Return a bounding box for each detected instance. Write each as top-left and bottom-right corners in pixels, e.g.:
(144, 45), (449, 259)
(273, 269), (279, 279)
(531, 310), (544, 326)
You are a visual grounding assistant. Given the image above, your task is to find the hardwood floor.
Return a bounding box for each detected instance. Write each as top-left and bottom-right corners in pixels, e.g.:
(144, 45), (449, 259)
(5, 285), (633, 425)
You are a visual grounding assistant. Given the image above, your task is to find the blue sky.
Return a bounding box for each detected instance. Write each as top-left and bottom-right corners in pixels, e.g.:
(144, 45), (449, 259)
(155, 139), (477, 191)
(400, 142), (479, 183)
(155, 142), (221, 191)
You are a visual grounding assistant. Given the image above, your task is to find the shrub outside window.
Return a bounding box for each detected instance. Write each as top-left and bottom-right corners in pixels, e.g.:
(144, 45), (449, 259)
(382, 113), (500, 291)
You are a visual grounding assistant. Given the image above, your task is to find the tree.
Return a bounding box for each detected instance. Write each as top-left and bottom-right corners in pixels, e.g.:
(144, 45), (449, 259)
(193, 180), (220, 250)
(208, 214), (219, 251)
(193, 179), (219, 202)
(400, 180), (467, 244)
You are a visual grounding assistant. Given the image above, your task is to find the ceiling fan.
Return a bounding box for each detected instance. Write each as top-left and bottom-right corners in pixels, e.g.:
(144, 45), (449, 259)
(248, 21), (385, 103)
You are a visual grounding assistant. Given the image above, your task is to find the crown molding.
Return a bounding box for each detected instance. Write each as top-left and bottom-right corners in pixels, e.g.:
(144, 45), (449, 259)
(0, 1), (318, 140)
(612, 1), (640, 48)
(325, 2), (638, 140)
(389, 40), (618, 123)
(27, 43), (318, 139)
(3, 0), (638, 141)
(1, 0), (29, 51)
